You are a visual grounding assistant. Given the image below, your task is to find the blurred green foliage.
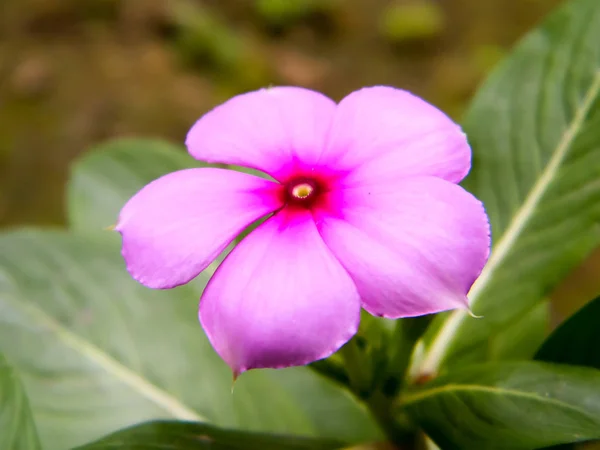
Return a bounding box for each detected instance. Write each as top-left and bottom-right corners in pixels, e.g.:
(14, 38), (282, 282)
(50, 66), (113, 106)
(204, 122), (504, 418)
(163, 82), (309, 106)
(2, 1), (600, 448)
(5, 0), (598, 322)
(0, 0), (563, 227)
(255, 0), (337, 28)
(379, 1), (445, 42)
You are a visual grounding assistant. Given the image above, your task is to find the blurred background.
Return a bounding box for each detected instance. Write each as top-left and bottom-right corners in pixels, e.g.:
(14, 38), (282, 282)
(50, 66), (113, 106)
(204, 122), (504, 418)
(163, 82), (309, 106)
(0, 0), (597, 318)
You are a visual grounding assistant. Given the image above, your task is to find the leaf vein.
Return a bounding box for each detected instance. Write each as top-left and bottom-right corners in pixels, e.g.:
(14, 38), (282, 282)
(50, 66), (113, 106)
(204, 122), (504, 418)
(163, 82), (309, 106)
(421, 69), (600, 373)
(1, 264), (206, 423)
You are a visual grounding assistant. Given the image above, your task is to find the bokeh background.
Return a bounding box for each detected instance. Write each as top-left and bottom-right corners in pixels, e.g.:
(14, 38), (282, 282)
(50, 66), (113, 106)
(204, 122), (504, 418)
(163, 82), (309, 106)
(0, 0), (597, 319)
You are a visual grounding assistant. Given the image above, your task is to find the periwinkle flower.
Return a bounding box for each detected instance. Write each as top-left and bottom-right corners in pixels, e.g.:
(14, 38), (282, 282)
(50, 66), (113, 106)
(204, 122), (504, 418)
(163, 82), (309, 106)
(116, 86), (490, 376)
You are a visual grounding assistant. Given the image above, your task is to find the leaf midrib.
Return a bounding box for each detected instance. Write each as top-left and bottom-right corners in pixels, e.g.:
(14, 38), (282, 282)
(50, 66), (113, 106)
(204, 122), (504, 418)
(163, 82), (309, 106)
(0, 356), (41, 449)
(401, 383), (598, 422)
(420, 69), (600, 374)
(3, 278), (206, 422)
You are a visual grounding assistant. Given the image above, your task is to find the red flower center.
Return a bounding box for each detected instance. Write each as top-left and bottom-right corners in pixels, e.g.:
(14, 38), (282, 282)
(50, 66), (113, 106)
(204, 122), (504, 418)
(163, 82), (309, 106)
(285, 177), (321, 208)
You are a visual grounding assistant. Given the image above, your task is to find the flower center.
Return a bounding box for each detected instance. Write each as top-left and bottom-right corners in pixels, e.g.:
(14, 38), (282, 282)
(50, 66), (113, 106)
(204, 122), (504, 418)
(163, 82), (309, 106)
(285, 178), (319, 207)
(291, 183), (314, 199)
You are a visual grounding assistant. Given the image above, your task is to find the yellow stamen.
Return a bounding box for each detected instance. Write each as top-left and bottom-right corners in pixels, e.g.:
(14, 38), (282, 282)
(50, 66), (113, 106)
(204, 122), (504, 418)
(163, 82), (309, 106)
(291, 183), (313, 199)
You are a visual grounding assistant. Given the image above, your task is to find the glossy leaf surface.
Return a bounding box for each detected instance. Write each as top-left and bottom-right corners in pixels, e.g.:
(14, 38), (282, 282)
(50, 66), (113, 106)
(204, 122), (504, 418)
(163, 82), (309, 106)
(421, 0), (600, 373)
(74, 420), (344, 450)
(403, 362), (600, 449)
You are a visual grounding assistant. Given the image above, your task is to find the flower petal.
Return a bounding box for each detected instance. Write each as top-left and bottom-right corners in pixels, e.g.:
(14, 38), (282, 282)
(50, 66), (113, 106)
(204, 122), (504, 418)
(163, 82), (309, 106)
(117, 168), (283, 289)
(317, 176), (490, 318)
(199, 209), (361, 375)
(323, 86), (471, 186)
(185, 87), (337, 181)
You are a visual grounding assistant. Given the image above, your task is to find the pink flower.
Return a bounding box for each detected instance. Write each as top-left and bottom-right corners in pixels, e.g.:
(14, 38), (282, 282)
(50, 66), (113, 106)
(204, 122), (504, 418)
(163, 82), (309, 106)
(116, 86), (490, 376)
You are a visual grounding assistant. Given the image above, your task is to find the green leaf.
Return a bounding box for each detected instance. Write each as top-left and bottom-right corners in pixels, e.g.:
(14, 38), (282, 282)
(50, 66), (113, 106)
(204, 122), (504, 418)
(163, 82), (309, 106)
(401, 362), (600, 449)
(67, 138), (201, 231)
(12, 138), (384, 447)
(5, 137), (383, 448)
(0, 230), (380, 450)
(74, 420), (343, 450)
(0, 352), (41, 450)
(535, 295), (600, 368)
(489, 300), (550, 362)
(420, 0), (600, 373)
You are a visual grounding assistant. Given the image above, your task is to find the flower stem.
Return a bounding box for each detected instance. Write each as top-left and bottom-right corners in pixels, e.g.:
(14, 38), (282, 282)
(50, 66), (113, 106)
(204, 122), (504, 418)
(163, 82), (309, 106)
(338, 337), (373, 398)
(382, 315), (434, 397)
(366, 389), (417, 447)
(339, 336), (418, 447)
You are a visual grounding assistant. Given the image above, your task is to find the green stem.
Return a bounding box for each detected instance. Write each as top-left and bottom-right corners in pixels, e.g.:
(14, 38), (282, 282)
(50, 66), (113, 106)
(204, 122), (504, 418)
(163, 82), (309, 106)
(367, 390), (417, 448)
(338, 338), (373, 398)
(383, 315), (434, 397)
(340, 337), (418, 447)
